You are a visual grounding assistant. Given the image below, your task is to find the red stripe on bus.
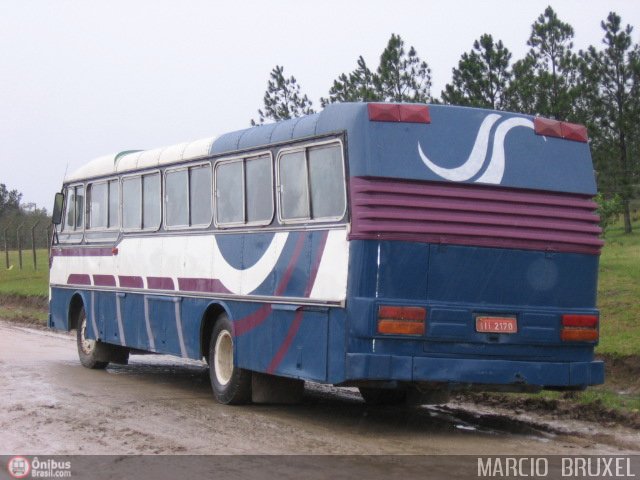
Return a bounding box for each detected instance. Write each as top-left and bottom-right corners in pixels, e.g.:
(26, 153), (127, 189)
(177, 278), (231, 294)
(67, 274), (91, 285)
(93, 274), (116, 287)
(52, 247), (114, 257)
(147, 277), (175, 290)
(266, 310), (304, 374)
(118, 276), (144, 288)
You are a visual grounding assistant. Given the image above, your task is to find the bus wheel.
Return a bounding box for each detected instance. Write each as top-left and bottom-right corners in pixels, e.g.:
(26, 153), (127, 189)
(209, 314), (251, 405)
(76, 306), (109, 370)
(359, 387), (407, 406)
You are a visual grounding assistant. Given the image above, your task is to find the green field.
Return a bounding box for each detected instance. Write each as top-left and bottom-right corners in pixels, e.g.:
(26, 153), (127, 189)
(0, 248), (49, 298)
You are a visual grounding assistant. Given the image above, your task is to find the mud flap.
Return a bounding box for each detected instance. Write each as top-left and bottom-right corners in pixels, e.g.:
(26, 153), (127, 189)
(251, 372), (304, 404)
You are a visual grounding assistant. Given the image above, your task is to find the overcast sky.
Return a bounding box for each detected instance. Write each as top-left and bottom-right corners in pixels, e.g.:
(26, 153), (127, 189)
(1, 0), (639, 212)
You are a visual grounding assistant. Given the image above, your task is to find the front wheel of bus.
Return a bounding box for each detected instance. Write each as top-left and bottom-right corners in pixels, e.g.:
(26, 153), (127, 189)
(76, 306), (109, 370)
(209, 314), (251, 405)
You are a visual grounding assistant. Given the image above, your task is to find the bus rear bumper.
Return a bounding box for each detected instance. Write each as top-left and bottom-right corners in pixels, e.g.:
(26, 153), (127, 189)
(345, 353), (604, 388)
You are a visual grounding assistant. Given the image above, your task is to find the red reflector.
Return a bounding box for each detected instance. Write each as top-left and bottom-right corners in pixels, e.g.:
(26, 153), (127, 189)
(534, 117), (563, 138)
(399, 105), (431, 123)
(368, 103), (430, 124)
(368, 103), (401, 122)
(560, 122), (588, 142)
(534, 117), (588, 143)
(378, 305), (426, 322)
(561, 328), (599, 342)
(562, 314), (598, 328)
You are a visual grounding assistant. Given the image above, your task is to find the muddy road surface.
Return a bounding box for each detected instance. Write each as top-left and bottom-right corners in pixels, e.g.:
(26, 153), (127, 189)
(1, 320), (638, 456)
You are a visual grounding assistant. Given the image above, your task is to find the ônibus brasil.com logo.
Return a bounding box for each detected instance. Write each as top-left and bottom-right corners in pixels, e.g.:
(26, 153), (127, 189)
(7, 456), (72, 478)
(7, 457), (30, 479)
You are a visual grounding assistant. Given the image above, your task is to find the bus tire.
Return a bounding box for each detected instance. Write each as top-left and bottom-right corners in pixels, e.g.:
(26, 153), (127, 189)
(359, 387), (407, 406)
(76, 306), (109, 370)
(209, 314), (251, 405)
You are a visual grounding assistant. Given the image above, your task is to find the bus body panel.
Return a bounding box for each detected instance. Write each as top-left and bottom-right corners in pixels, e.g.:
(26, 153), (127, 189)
(50, 102), (604, 392)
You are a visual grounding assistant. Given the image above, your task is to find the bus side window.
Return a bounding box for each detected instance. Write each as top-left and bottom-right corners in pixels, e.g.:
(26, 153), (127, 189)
(166, 169), (189, 227)
(308, 144), (345, 219)
(216, 161), (244, 225)
(278, 141), (345, 222)
(122, 177), (142, 230)
(189, 165), (212, 226)
(108, 179), (119, 228)
(142, 173), (161, 230)
(245, 155), (272, 224)
(279, 151), (309, 221)
(88, 182), (108, 229)
(75, 186), (84, 229)
(64, 187), (76, 231)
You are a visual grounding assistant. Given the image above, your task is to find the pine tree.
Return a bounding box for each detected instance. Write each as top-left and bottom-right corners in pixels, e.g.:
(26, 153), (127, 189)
(375, 34), (431, 103)
(441, 34), (511, 110)
(508, 6), (578, 119)
(251, 65), (315, 125)
(578, 12), (640, 233)
(320, 56), (380, 107)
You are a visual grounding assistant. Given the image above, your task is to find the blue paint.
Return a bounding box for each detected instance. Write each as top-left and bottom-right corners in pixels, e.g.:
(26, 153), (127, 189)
(50, 102), (603, 392)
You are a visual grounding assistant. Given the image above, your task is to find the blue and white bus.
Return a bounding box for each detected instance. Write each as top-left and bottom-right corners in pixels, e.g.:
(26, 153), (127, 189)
(49, 102), (604, 405)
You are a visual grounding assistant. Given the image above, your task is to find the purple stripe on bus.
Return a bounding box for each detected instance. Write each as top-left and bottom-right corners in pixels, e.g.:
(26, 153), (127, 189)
(118, 276), (144, 289)
(350, 176), (604, 255)
(67, 274), (91, 286)
(267, 310), (304, 375)
(305, 231), (329, 296)
(147, 277), (175, 290)
(177, 278), (231, 294)
(93, 274), (116, 287)
(235, 232), (309, 336)
(52, 247), (114, 257)
(267, 230), (331, 373)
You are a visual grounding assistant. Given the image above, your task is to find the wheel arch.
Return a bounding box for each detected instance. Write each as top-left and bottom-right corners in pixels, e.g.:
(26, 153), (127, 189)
(67, 291), (89, 331)
(199, 301), (231, 362)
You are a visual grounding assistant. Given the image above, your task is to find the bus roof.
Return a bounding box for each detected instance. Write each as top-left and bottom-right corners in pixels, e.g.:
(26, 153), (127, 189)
(65, 103), (596, 195)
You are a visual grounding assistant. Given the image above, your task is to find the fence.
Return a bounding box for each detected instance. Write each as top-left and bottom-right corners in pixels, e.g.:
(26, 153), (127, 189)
(3, 222), (53, 270)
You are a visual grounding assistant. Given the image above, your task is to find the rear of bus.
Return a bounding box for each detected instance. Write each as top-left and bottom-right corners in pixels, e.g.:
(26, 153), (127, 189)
(343, 103), (604, 395)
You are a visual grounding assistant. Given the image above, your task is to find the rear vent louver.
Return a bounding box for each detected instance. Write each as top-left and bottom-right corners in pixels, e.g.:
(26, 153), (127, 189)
(350, 177), (603, 255)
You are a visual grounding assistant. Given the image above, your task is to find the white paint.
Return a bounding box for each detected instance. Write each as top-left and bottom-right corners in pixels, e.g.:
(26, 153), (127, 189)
(418, 113), (501, 181)
(50, 228), (350, 303)
(309, 229), (349, 302)
(475, 117), (534, 184)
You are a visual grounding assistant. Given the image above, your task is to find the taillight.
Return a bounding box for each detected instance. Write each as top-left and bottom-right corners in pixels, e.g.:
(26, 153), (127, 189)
(377, 306), (426, 335)
(368, 103), (431, 124)
(534, 117), (588, 143)
(560, 314), (599, 342)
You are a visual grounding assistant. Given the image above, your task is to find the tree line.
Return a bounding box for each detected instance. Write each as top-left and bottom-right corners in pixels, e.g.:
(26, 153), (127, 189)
(0, 183), (51, 249)
(252, 7), (639, 234)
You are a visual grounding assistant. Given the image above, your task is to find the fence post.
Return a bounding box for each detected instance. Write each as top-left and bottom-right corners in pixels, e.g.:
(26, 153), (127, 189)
(46, 225), (51, 255)
(3, 228), (8, 269)
(17, 223), (24, 270)
(31, 220), (41, 270)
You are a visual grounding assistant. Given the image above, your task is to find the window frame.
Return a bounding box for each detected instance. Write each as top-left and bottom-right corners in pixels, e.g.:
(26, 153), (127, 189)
(61, 183), (86, 233)
(163, 161), (213, 231)
(86, 177), (120, 231)
(276, 139), (347, 225)
(213, 151), (274, 229)
(120, 169), (162, 233)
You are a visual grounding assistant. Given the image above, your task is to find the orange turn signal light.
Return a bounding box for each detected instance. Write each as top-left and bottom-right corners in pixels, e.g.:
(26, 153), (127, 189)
(560, 328), (599, 342)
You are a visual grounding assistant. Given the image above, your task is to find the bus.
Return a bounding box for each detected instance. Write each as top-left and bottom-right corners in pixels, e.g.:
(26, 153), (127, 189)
(49, 102), (604, 405)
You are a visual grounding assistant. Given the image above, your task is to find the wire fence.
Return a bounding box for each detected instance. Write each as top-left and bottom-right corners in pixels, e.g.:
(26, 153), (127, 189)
(2, 222), (53, 270)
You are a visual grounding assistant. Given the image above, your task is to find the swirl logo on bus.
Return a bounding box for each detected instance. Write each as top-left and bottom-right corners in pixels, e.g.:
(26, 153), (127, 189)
(418, 114), (534, 184)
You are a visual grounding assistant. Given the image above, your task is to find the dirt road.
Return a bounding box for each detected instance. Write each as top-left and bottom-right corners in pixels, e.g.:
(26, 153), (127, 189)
(0, 320), (637, 456)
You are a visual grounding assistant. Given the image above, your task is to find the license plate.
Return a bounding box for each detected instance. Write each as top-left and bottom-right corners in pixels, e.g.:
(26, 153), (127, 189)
(476, 316), (518, 334)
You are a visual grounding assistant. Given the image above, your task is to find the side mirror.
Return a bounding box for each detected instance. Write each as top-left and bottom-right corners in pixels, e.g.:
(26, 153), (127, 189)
(52, 192), (64, 225)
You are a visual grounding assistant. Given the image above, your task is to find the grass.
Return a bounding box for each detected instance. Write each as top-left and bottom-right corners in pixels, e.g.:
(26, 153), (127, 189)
(597, 220), (640, 356)
(0, 248), (49, 298)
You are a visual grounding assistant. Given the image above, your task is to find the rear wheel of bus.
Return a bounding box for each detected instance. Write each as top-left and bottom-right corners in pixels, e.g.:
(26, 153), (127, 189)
(76, 306), (110, 370)
(209, 313), (251, 405)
